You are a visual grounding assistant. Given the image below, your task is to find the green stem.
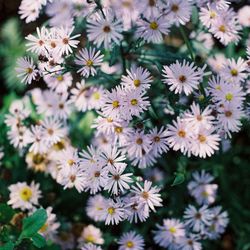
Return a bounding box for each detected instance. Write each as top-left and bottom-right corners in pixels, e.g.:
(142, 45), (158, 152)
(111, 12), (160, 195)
(180, 26), (195, 61)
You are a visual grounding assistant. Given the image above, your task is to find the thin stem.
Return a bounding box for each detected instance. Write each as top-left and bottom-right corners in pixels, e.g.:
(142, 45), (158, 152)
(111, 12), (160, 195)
(179, 26), (195, 61)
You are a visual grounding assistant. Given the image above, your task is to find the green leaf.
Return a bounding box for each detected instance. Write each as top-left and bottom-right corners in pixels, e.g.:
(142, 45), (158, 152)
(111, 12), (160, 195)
(19, 209), (47, 240)
(0, 242), (14, 250)
(171, 172), (185, 186)
(0, 204), (15, 223)
(31, 233), (46, 248)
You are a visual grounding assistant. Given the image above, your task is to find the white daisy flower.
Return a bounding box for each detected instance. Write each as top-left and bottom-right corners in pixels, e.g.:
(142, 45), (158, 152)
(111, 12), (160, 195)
(206, 206), (229, 240)
(103, 199), (126, 225)
(118, 231), (145, 250)
(8, 181), (42, 211)
(220, 57), (248, 84)
(190, 127), (220, 158)
(121, 66), (152, 91)
(87, 9), (123, 49)
(81, 243), (102, 250)
(41, 117), (67, 147)
(86, 195), (107, 222)
(121, 88), (150, 120)
(136, 14), (170, 43)
(75, 47), (104, 78)
(16, 57), (38, 84)
(78, 225), (104, 246)
(126, 129), (152, 158)
(153, 219), (186, 248)
(178, 234), (202, 250)
(162, 0), (193, 26)
(104, 164), (133, 195)
(59, 164), (86, 193)
(38, 207), (60, 241)
(149, 126), (169, 156)
(25, 27), (49, 55)
(162, 60), (206, 96)
(184, 205), (213, 233)
(132, 180), (162, 213)
(56, 26), (80, 55)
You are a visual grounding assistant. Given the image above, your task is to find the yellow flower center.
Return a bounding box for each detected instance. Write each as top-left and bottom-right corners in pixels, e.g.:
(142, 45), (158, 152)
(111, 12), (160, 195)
(136, 138), (143, 145)
(107, 118), (113, 122)
(126, 241), (134, 248)
(32, 153), (45, 165)
(178, 130), (186, 138)
(215, 85), (221, 91)
(108, 207), (115, 215)
(86, 60), (93, 67)
(85, 234), (95, 243)
(142, 191), (149, 199)
(112, 100), (120, 108)
(134, 79), (141, 87)
(130, 99), (138, 106)
(225, 93), (233, 101)
(230, 68), (238, 76)
(198, 134), (206, 143)
(92, 92), (100, 100)
(219, 25), (226, 33)
(198, 94), (205, 101)
(20, 187), (33, 201)
(150, 21), (158, 30)
(26, 67), (33, 74)
(210, 11), (217, 18)
(67, 159), (75, 166)
(169, 227), (177, 234)
(39, 223), (48, 233)
(115, 126), (123, 133)
(56, 75), (64, 81)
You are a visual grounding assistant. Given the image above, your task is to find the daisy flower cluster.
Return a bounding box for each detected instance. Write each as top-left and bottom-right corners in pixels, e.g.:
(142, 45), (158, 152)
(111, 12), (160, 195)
(154, 171), (229, 250)
(0, 0), (249, 249)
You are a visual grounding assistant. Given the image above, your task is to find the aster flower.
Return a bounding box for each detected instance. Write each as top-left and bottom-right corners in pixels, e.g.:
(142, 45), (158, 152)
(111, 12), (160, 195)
(87, 9), (123, 49)
(8, 181), (42, 211)
(126, 129), (152, 158)
(78, 225), (104, 247)
(132, 180), (162, 213)
(41, 117), (67, 147)
(86, 195), (107, 222)
(75, 47), (104, 78)
(220, 57), (248, 84)
(56, 26), (80, 55)
(81, 243), (102, 250)
(38, 207), (60, 240)
(153, 219), (186, 248)
(16, 57), (38, 84)
(178, 234), (202, 250)
(206, 206), (229, 240)
(162, 60), (206, 96)
(118, 231), (145, 250)
(184, 205), (213, 233)
(136, 14), (170, 43)
(149, 126), (169, 156)
(162, 0), (193, 26)
(102, 199), (126, 225)
(188, 171), (218, 205)
(121, 66), (152, 91)
(190, 126), (220, 158)
(104, 164), (133, 195)
(25, 27), (49, 54)
(59, 164), (86, 193)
